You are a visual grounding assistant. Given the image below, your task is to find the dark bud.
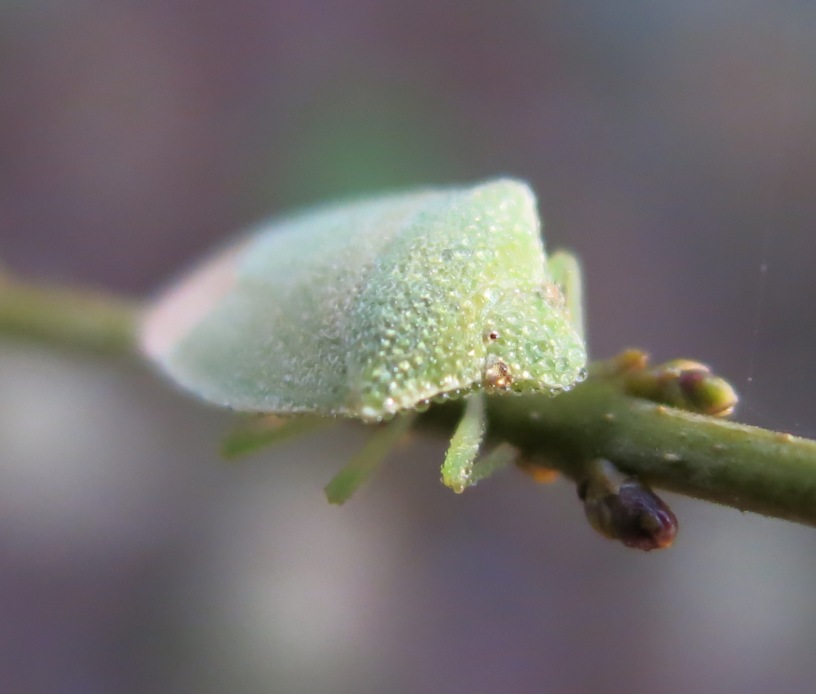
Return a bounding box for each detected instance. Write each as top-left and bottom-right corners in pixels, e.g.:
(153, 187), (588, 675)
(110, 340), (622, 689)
(578, 459), (678, 551)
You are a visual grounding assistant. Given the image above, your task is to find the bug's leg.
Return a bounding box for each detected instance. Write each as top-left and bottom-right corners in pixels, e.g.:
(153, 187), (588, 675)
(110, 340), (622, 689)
(546, 250), (584, 340)
(441, 394), (487, 493)
(325, 413), (416, 505)
(468, 443), (519, 486)
(221, 414), (330, 459)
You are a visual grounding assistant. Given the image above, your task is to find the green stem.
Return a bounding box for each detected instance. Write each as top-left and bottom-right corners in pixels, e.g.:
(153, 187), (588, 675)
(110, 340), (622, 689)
(0, 275), (141, 356)
(484, 377), (816, 527)
(1, 275), (816, 526)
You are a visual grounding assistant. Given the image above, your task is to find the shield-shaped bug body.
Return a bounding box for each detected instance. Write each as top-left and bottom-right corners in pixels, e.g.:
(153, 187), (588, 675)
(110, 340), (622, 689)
(142, 178), (587, 498)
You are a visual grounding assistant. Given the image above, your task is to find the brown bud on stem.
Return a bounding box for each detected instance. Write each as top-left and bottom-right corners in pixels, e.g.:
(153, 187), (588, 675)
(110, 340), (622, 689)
(578, 459), (678, 551)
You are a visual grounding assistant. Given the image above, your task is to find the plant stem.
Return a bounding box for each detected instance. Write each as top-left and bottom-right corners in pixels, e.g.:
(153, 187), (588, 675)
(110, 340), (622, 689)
(483, 377), (816, 527)
(0, 275), (141, 356)
(2, 275), (816, 526)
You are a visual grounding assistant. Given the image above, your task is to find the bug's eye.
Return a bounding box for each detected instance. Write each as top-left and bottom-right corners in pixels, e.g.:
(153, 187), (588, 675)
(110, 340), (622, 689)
(483, 329), (500, 343)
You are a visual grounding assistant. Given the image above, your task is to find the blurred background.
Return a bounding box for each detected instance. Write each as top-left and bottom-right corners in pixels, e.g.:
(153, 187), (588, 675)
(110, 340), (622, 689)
(2, 2), (816, 692)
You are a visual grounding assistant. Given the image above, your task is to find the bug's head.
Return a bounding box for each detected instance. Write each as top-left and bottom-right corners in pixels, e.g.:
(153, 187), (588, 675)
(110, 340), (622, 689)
(479, 283), (587, 396)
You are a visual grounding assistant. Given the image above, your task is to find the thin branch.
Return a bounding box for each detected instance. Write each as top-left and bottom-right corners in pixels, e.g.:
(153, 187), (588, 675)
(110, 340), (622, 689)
(482, 373), (816, 527)
(1, 275), (816, 526)
(0, 274), (141, 356)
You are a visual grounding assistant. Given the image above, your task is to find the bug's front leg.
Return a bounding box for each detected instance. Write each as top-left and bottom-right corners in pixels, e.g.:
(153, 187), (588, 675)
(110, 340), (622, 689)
(441, 395), (486, 493)
(546, 249), (584, 340)
(440, 394), (521, 493)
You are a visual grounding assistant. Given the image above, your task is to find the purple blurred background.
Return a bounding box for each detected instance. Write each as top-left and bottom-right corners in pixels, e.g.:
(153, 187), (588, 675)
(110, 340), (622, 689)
(2, 2), (816, 692)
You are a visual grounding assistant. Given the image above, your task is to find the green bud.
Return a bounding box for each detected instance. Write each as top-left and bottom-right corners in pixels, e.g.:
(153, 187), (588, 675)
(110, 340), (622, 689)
(624, 359), (738, 417)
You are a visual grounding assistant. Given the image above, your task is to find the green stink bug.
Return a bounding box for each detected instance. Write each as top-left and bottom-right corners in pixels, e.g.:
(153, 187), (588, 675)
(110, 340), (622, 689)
(141, 178), (587, 500)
